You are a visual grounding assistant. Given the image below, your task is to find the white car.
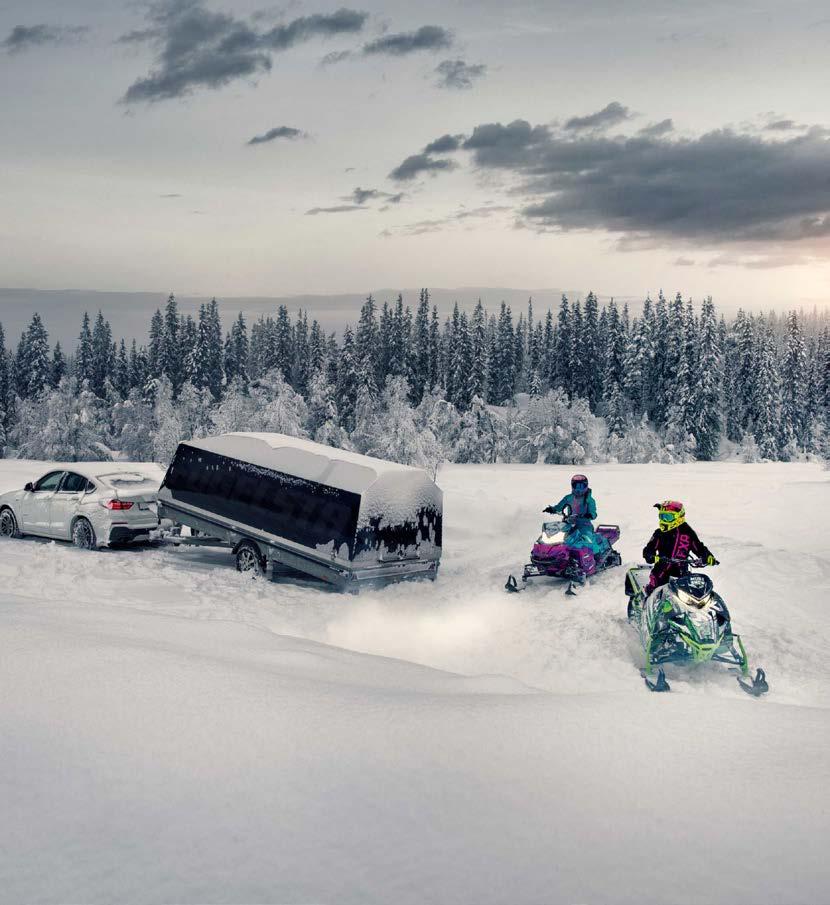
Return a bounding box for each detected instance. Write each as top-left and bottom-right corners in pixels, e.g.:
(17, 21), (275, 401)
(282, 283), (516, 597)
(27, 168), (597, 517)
(0, 466), (161, 549)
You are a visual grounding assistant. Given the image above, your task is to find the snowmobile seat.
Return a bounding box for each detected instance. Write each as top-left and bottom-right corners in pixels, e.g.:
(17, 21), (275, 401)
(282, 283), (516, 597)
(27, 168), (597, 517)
(596, 524), (620, 545)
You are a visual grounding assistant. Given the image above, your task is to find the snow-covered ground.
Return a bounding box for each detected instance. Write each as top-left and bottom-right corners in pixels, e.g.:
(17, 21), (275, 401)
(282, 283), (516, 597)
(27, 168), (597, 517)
(1, 459), (829, 904)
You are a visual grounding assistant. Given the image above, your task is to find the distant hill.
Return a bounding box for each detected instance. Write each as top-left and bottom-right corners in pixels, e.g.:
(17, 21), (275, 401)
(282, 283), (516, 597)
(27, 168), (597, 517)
(0, 287), (642, 348)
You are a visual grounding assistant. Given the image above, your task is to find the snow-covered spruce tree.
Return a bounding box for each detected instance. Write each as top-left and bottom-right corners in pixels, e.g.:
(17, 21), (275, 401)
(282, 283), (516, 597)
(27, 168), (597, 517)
(90, 310), (114, 397)
(752, 321), (783, 460)
(622, 306), (650, 416)
(601, 298), (627, 422)
(291, 311), (310, 395)
(224, 313), (248, 385)
(780, 310), (808, 453)
(568, 299), (585, 399)
(15, 312), (51, 400)
(13, 377), (109, 461)
(360, 376), (442, 475)
(663, 298), (697, 461)
(308, 320), (326, 378)
(354, 295), (379, 387)
(428, 304), (442, 394)
(274, 305), (293, 380)
(113, 340), (129, 398)
(160, 294), (183, 396)
(75, 312), (94, 387)
(50, 342), (67, 389)
(179, 315), (198, 388)
(582, 291), (602, 409)
(491, 302), (516, 404)
(444, 303), (460, 404)
(688, 297), (723, 460)
(552, 294), (571, 391)
(649, 291), (669, 425)
(733, 309), (757, 438)
(147, 309), (164, 378)
(409, 289), (431, 404)
(542, 308), (555, 388)
(128, 340), (149, 393)
(204, 298), (225, 399)
(306, 368), (349, 448)
(469, 301), (488, 403)
(450, 308), (473, 411)
(513, 311), (526, 394)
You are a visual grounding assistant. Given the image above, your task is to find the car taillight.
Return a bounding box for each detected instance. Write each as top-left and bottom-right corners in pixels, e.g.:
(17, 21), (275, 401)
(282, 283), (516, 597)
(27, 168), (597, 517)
(102, 499), (133, 510)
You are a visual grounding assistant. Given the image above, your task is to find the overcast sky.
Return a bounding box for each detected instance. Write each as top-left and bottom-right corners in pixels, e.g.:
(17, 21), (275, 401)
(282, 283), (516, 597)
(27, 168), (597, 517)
(1, 0), (829, 310)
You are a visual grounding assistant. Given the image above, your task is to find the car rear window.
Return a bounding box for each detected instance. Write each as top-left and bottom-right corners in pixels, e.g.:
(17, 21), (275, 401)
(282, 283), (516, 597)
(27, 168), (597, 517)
(61, 473), (88, 493)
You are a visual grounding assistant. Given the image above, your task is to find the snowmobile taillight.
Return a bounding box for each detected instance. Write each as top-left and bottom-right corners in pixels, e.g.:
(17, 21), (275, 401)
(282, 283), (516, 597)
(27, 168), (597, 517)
(101, 499), (134, 510)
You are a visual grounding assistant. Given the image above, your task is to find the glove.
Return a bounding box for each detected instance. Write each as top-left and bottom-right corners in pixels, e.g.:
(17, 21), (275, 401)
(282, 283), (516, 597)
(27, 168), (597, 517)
(706, 555), (719, 566)
(644, 552), (655, 565)
(543, 506), (557, 514)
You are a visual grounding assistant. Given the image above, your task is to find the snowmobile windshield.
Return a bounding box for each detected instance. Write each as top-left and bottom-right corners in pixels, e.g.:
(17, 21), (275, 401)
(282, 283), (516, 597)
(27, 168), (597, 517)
(671, 574), (713, 608)
(540, 521), (568, 543)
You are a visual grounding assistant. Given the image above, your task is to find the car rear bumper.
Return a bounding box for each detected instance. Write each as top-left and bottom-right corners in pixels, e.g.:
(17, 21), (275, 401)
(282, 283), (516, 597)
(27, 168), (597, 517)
(107, 525), (155, 545)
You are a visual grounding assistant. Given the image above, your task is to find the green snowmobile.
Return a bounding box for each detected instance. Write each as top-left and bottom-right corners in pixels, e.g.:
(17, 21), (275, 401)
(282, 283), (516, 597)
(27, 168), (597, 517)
(626, 558), (768, 696)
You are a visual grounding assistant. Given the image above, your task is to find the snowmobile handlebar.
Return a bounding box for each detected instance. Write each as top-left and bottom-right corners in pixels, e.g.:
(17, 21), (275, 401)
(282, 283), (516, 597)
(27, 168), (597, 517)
(649, 556), (711, 567)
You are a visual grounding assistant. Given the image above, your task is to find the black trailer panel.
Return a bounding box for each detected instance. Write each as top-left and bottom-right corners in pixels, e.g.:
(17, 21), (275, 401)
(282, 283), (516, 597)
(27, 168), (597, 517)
(163, 444), (362, 556)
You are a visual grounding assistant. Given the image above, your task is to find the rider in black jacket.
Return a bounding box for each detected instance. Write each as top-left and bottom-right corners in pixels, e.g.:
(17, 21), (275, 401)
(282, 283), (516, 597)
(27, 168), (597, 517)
(642, 500), (718, 595)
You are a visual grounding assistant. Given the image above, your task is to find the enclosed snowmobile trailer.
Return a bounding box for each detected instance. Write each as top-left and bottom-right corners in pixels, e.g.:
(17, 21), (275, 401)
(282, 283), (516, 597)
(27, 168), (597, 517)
(157, 432), (442, 590)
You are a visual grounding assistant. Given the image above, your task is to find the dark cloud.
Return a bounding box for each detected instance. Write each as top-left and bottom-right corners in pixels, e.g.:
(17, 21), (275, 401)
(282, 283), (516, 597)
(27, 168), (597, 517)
(765, 119), (799, 132)
(424, 133), (463, 154)
(434, 59), (486, 89)
(348, 187), (405, 205)
(389, 153), (458, 182)
(639, 118), (673, 137)
(363, 25), (452, 56)
(564, 101), (632, 131)
(2, 23), (88, 53)
(320, 49), (352, 65)
(121, 1), (368, 103)
(306, 204), (367, 214)
(400, 110), (830, 247)
(247, 125), (306, 145)
(261, 9), (367, 51)
(159, 192), (183, 198)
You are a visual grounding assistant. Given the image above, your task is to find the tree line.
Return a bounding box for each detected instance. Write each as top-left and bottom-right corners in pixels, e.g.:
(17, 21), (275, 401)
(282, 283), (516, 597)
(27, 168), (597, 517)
(0, 290), (828, 466)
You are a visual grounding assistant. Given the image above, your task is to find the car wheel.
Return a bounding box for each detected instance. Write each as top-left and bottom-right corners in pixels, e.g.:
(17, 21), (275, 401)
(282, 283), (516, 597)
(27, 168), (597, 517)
(72, 518), (96, 550)
(0, 508), (20, 539)
(236, 541), (266, 576)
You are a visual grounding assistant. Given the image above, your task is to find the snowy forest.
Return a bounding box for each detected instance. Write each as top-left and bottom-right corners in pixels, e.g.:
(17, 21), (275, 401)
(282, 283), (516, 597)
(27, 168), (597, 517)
(0, 290), (828, 470)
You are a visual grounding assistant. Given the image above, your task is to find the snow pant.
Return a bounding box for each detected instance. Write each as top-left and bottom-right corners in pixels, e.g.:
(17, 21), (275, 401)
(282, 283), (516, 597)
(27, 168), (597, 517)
(645, 561), (689, 595)
(573, 548), (597, 576)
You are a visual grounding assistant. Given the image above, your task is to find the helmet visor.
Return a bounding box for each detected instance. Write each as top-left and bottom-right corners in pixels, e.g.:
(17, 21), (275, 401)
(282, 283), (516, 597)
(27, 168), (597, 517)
(572, 481), (588, 493)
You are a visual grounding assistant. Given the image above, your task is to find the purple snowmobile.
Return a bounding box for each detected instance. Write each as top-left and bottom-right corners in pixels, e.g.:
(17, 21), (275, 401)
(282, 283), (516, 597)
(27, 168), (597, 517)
(505, 515), (622, 595)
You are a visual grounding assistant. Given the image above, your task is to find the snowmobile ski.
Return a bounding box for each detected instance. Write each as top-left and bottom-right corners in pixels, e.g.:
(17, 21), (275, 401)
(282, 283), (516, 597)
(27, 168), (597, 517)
(737, 667), (769, 697)
(643, 667), (671, 692)
(505, 574), (523, 593)
(565, 580), (579, 596)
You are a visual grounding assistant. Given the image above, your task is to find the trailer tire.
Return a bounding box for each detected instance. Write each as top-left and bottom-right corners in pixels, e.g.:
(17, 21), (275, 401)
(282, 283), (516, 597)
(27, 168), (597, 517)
(235, 540), (266, 576)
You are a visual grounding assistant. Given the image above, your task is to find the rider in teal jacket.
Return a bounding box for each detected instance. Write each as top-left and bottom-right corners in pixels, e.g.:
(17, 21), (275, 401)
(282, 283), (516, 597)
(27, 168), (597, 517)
(544, 474), (607, 554)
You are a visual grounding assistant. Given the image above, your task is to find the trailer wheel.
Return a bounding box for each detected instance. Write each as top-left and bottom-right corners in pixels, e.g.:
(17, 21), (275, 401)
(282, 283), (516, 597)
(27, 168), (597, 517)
(236, 541), (266, 576)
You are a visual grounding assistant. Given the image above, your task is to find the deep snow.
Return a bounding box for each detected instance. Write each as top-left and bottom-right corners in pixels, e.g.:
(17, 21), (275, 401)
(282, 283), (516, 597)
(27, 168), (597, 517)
(1, 459), (829, 904)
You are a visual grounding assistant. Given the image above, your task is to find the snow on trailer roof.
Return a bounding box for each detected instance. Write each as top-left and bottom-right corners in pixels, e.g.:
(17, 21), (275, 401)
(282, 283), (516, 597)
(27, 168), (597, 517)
(185, 432), (421, 496)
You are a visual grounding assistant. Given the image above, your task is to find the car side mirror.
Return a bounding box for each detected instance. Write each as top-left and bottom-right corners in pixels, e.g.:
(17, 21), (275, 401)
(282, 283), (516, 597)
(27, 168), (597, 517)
(24, 482), (34, 492)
